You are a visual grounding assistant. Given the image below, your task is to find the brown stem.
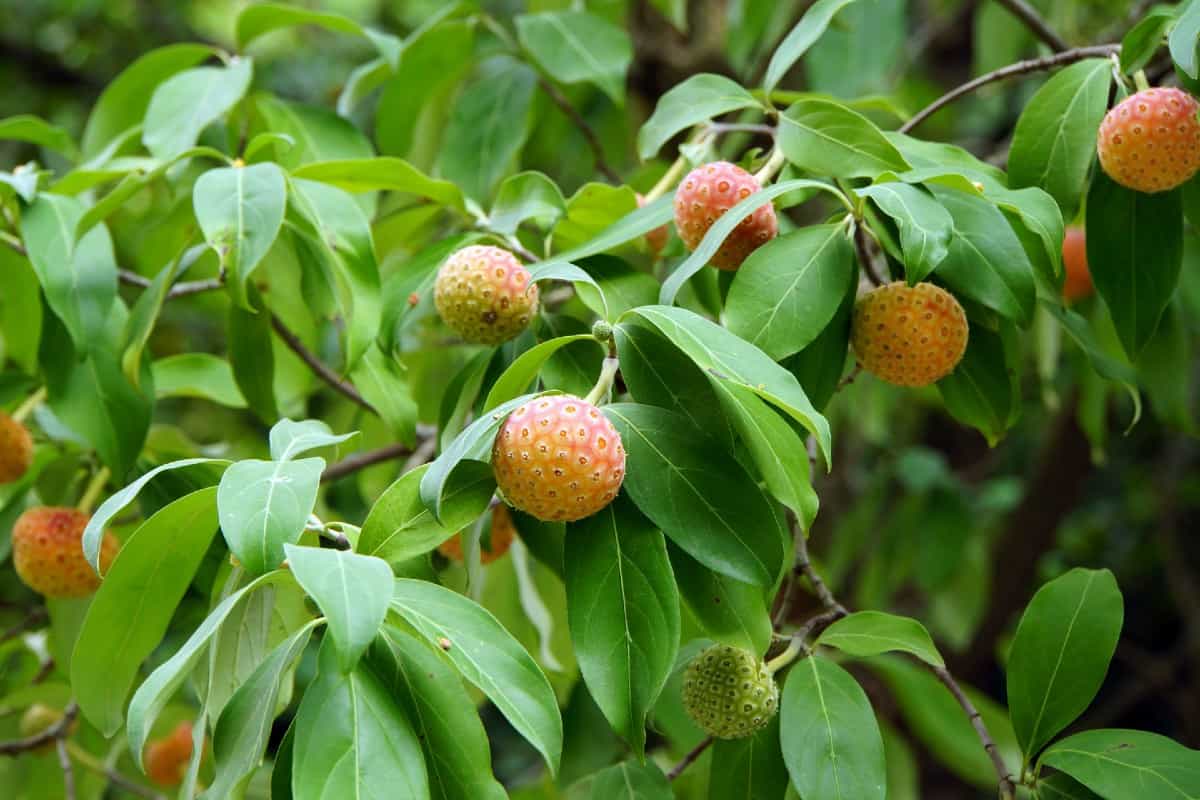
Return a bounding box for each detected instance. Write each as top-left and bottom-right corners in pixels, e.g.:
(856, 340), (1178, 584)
(57, 738), (75, 800)
(268, 314), (375, 413)
(929, 665), (1017, 800)
(535, 75), (622, 184)
(667, 736), (713, 781)
(995, 0), (1069, 52)
(117, 269), (224, 300)
(900, 45), (1120, 134)
(0, 608), (47, 644)
(853, 224), (886, 287)
(793, 519), (846, 614)
(321, 442), (414, 482)
(0, 701), (78, 756)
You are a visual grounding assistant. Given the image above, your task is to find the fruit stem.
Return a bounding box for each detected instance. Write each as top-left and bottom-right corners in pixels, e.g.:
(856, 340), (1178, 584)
(643, 154), (689, 204)
(765, 637), (807, 674)
(11, 387), (47, 424)
(66, 741), (161, 800)
(584, 358), (620, 406)
(1133, 69), (1150, 92)
(76, 467), (111, 515)
(752, 147), (787, 184)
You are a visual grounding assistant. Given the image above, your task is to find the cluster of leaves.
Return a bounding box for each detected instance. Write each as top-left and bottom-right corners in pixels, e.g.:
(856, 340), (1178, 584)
(0, 1), (1198, 799)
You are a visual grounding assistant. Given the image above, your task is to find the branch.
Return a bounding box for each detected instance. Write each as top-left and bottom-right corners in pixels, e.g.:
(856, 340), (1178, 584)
(899, 45), (1120, 134)
(0, 608), (47, 644)
(995, 0), (1069, 52)
(667, 736), (713, 781)
(853, 223), (886, 287)
(792, 518), (846, 615)
(57, 738), (75, 800)
(322, 442), (413, 482)
(0, 702), (78, 756)
(535, 75), (622, 184)
(930, 665), (1017, 800)
(117, 269), (224, 300)
(268, 314), (375, 413)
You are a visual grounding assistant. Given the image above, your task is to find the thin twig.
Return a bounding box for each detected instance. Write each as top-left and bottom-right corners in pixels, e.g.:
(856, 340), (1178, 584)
(268, 314), (375, 413)
(535, 75), (622, 183)
(117, 269), (224, 300)
(56, 738), (75, 800)
(793, 519), (846, 614)
(836, 364), (863, 393)
(994, 0), (1069, 52)
(929, 665), (1018, 800)
(853, 224), (886, 287)
(402, 435), (439, 472)
(900, 45), (1120, 133)
(0, 608), (47, 644)
(0, 701), (78, 756)
(321, 442), (414, 482)
(667, 736), (713, 781)
(66, 741), (164, 800)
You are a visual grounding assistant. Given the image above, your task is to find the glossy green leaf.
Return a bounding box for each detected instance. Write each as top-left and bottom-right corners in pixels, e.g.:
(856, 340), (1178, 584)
(142, 57), (253, 159)
(669, 544), (772, 655)
(292, 157), (466, 212)
(937, 321), (1020, 446)
(781, 654), (887, 800)
(763, 0), (859, 94)
(0, 115), (78, 158)
(565, 497), (680, 755)
(517, 11), (632, 103)
(817, 611), (944, 667)
(1170, 0), (1200, 79)
(858, 183), (953, 282)
(390, 578), (563, 775)
(709, 714), (790, 800)
(549, 192), (673, 266)
(122, 246), (207, 387)
(1037, 772), (1103, 799)
(72, 488), (219, 735)
(779, 99), (910, 179)
(483, 335), (602, 411)
(236, 2), (401, 67)
(1121, 8), (1175, 73)
(348, 344), (419, 444)
(489, 171), (566, 235)
(359, 463), (492, 562)
(152, 354), (246, 407)
(269, 418), (357, 461)
(227, 286), (278, 422)
(586, 760), (673, 798)
(1041, 729), (1200, 799)
(1042, 301), (1141, 426)
(255, 95), (374, 168)
(217, 458), (325, 575)
(783, 273), (855, 412)
(1007, 568), (1123, 760)
(636, 73), (760, 158)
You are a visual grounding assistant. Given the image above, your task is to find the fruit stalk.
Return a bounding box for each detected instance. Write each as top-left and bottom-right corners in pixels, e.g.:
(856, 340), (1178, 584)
(76, 467), (111, 515)
(11, 387), (46, 425)
(584, 358), (620, 406)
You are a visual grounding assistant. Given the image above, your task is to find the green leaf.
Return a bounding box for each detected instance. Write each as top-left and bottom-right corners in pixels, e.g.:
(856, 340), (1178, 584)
(928, 186), (1036, 325)
(217, 458), (325, 575)
(550, 192), (674, 265)
(783, 273), (855, 412)
(779, 99), (911, 179)
(437, 55), (537, 202)
(1121, 8), (1175, 73)
(763, 0), (859, 94)
(781, 654), (887, 800)
(194, 163), (288, 309)
(636, 74), (760, 159)
(669, 543), (772, 655)
(283, 545), (391, 672)
(1170, 0), (1200, 79)
(227, 286), (278, 422)
(292, 158), (466, 213)
(269, 418), (357, 461)
(122, 246), (207, 387)
(205, 619), (319, 799)
(516, 11), (632, 104)
(483, 335), (603, 412)
(1007, 568), (1123, 760)
(817, 611), (944, 667)
(1042, 301), (1141, 427)
(858, 183), (953, 282)
(489, 171), (566, 235)
(604, 403), (786, 586)
(291, 639), (430, 800)
(585, 760), (673, 799)
(235, 2), (400, 67)
(390, 578), (563, 775)
(575, 255), (659, 321)
(1037, 772), (1103, 799)
(419, 394), (534, 522)
(127, 570), (293, 768)
(1041, 729), (1200, 799)
(805, 0), (906, 99)
(0, 248), (41, 373)
(937, 321), (1020, 445)
(622, 305), (833, 466)
(659, 178), (848, 305)
(369, 628), (508, 800)
(359, 463), (493, 562)
(20, 193), (117, 352)
(152, 354), (246, 407)
(725, 223), (857, 360)
(709, 714), (790, 800)
(1008, 60), (1111, 221)
(348, 344), (419, 444)
(254, 95), (374, 168)
(565, 497), (680, 755)
(526, 261), (610, 319)
(82, 458), (227, 570)
(142, 57), (253, 159)
(72, 488), (219, 735)
(1085, 169), (1183, 357)
(0, 115), (78, 159)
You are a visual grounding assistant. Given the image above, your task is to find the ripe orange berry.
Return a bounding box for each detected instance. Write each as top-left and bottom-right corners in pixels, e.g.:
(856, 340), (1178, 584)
(637, 193), (669, 255)
(492, 395), (625, 522)
(438, 504), (517, 564)
(1097, 87), (1200, 193)
(144, 721), (195, 787)
(0, 412), (33, 484)
(1061, 226), (1093, 303)
(434, 245), (539, 345)
(12, 507), (120, 598)
(851, 282), (969, 387)
(673, 161), (778, 270)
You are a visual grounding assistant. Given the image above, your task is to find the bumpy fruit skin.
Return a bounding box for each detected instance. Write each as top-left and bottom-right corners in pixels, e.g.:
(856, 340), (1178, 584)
(673, 161), (778, 270)
(637, 193), (669, 255)
(1061, 226), (1093, 303)
(145, 722), (194, 787)
(434, 245), (539, 345)
(0, 412), (33, 484)
(851, 281), (969, 387)
(438, 504), (517, 564)
(1097, 87), (1200, 193)
(682, 644), (779, 740)
(492, 395), (625, 522)
(12, 507), (120, 598)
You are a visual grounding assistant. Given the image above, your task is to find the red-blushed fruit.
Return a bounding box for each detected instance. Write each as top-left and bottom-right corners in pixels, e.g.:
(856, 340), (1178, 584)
(1097, 87), (1200, 193)
(673, 161), (778, 270)
(438, 504), (517, 564)
(434, 245), (539, 345)
(851, 281), (969, 387)
(0, 411), (33, 484)
(144, 721), (195, 787)
(1061, 226), (1093, 303)
(12, 507), (120, 598)
(637, 193), (669, 255)
(492, 395), (625, 522)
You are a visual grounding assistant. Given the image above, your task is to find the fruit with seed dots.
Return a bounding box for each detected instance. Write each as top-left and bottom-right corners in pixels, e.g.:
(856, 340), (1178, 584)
(637, 193), (669, 255)
(681, 644), (779, 739)
(492, 395), (625, 522)
(145, 721), (195, 787)
(438, 504), (517, 564)
(1097, 87), (1200, 193)
(0, 412), (33, 484)
(19, 704), (76, 754)
(12, 507), (120, 598)
(1061, 226), (1093, 303)
(851, 281), (969, 387)
(434, 245), (539, 345)
(673, 161), (778, 270)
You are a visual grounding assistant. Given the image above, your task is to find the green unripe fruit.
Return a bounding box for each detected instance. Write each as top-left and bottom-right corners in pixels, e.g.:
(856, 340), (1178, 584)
(681, 644), (779, 739)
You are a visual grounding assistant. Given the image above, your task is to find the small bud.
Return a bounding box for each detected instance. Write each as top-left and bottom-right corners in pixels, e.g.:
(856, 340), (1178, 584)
(971, 181), (984, 193)
(438, 637), (452, 651)
(232, 158), (245, 168)
(407, 292), (420, 307)
(591, 320), (613, 342)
